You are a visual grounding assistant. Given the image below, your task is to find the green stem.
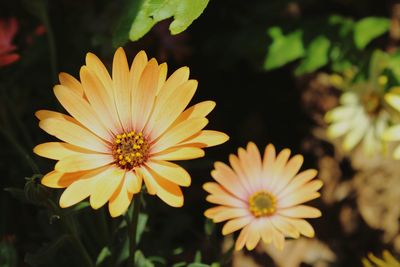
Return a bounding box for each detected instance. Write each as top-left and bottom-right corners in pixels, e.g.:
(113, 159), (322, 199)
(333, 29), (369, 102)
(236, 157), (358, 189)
(47, 200), (94, 267)
(127, 191), (142, 267)
(0, 128), (40, 174)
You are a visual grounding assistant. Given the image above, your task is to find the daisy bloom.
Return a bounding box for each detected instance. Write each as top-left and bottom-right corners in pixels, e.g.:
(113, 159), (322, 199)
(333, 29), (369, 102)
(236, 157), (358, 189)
(204, 142), (322, 251)
(362, 250), (400, 267)
(34, 48), (229, 217)
(0, 17), (20, 67)
(325, 80), (390, 155)
(382, 90), (400, 159)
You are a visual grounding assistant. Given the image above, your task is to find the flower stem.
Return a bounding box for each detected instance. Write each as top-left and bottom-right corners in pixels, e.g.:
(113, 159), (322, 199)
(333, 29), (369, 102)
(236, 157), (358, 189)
(127, 191), (142, 267)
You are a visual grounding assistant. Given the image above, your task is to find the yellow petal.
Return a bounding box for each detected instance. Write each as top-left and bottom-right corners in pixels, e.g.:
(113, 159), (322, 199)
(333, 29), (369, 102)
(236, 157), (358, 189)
(112, 47), (131, 129)
(279, 205), (322, 218)
(54, 84), (111, 140)
(278, 169), (318, 198)
(204, 182), (247, 208)
(229, 154), (253, 193)
(152, 118), (208, 153)
(269, 148), (291, 192)
(222, 216), (252, 235)
(59, 179), (93, 208)
(156, 62), (168, 95)
(385, 93), (400, 112)
(327, 121), (352, 139)
(172, 101), (216, 127)
(58, 72), (84, 96)
(108, 176), (133, 217)
(35, 110), (80, 124)
(278, 180), (322, 208)
(138, 167), (157, 195)
(393, 144), (400, 159)
(211, 207), (249, 223)
(157, 66), (189, 101)
(89, 166), (125, 209)
(235, 224), (251, 251)
(125, 171), (142, 194)
(55, 153), (114, 172)
(146, 160), (191, 186)
(274, 154), (304, 195)
(259, 218), (273, 244)
(245, 222), (261, 250)
(383, 125), (400, 141)
(80, 66), (122, 134)
(34, 142), (96, 160)
(211, 162), (248, 200)
(271, 225), (285, 250)
(204, 206), (225, 219)
(285, 218), (315, 238)
(42, 170), (87, 188)
(151, 146), (205, 161)
(147, 80), (197, 139)
(179, 130), (229, 148)
(39, 118), (110, 153)
(85, 52), (113, 95)
(131, 58), (159, 131)
(149, 168), (184, 207)
(128, 50), (148, 93)
(270, 215), (300, 238)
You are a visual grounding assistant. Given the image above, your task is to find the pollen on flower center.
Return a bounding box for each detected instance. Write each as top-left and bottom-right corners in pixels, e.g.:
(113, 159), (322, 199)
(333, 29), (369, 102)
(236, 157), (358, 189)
(248, 191), (277, 217)
(112, 131), (150, 170)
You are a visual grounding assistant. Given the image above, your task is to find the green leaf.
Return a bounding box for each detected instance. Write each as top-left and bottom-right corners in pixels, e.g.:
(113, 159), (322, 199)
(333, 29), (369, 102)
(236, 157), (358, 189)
(193, 250), (202, 263)
(354, 17), (390, 49)
(136, 213), (148, 244)
(0, 240), (18, 267)
(188, 264), (210, 267)
(172, 263), (187, 267)
(129, 0), (210, 41)
(264, 27), (305, 70)
(369, 49), (390, 84)
(95, 247), (111, 266)
(295, 35), (331, 75)
(113, 0), (145, 47)
(134, 250), (154, 267)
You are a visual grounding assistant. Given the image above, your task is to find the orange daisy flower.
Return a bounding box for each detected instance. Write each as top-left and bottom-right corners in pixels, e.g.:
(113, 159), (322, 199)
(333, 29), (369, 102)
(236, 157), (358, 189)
(204, 142), (322, 251)
(34, 48), (229, 217)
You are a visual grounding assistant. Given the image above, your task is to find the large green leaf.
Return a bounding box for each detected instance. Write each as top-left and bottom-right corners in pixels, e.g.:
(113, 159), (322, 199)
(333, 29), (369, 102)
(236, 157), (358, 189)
(129, 0), (210, 41)
(354, 17), (390, 49)
(295, 35), (331, 75)
(263, 27), (305, 70)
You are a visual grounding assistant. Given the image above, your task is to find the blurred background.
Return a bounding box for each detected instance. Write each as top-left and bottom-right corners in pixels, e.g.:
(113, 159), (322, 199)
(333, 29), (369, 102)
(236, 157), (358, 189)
(1, 0), (400, 266)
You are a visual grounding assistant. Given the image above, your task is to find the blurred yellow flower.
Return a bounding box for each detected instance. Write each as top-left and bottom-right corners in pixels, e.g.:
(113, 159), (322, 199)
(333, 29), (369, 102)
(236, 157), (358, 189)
(362, 251), (400, 267)
(204, 142), (322, 251)
(383, 92), (400, 159)
(325, 82), (389, 155)
(34, 48), (228, 216)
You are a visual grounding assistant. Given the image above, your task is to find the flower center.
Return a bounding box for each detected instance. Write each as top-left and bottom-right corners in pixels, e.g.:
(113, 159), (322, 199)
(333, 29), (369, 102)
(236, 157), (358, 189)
(112, 131), (149, 170)
(362, 92), (382, 116)
(248, 191), (277, 217)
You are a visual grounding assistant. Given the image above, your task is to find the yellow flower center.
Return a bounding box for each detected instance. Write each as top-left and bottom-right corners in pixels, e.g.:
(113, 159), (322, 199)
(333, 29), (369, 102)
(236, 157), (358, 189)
(248, 191), (277, 217)
(112, 131), (149, 170)
(362, 92), (381, 116)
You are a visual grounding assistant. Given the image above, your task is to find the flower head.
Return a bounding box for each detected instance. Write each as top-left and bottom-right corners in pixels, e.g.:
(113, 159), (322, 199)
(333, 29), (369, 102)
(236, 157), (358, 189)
(382, 90), (400, 159)
(0, 18), (19, 67)
(34, 48), (229, 217)
(204, 142), (322, 251)
(362, 250), (400, 267)
(325, 81), (390, 155)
